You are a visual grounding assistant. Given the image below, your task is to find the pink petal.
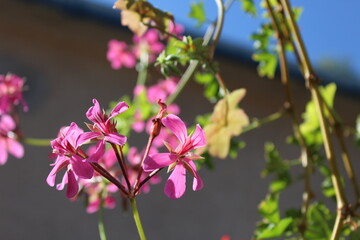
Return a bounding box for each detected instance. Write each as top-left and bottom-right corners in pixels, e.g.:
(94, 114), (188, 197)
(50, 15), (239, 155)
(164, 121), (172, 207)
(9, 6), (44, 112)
(46, 157), (69, 186)
(190, 124), (207, 149)
(66, 169), (79, 198)
(0, 115), (15, 131)
(104, 133), (127, 146)
(56, 171), (68, 190)
(108, 101), (129, 120)
(87, 140), (105, 163)
(86, 199), (100, 214)
(71, 155), (94, 179)
(7, 138), (24, 158)
(162, 114), (188, 144)
(104, 197), (116, 209)
(77, 132), (102, 146)
(0, 138), (8, 165)
(188, 160), (203, 191)
(86, 99), (102, 123)
(164, 163), (186, 199)
(143, 153), (177, 172)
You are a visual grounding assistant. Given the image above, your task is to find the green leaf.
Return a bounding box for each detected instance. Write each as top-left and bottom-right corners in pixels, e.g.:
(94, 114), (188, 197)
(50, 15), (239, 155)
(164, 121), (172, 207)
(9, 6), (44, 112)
(239, 0), (257, 17)
(349, 227), (360, 240)
(355, 114), (360, 147)
(304, 203), (334, 239)
(257, 218), (293, 239)
(258, 193), (280, 223)
(195, 72), (213, 84)
(253, 52), (278, 79)
(188, 1), (206, 27)
(293, 7), (303, 21)
(262, 143), (291, 193)
(300, 83), (337, 147)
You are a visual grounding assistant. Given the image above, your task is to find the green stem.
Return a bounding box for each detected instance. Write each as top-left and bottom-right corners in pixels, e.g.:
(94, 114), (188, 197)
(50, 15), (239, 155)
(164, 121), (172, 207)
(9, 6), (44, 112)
(136, 52), (149, 87)
(98, 196), (108, 240)
(166, 0), (232, 105)
(130, 198), (147, 240)
(242, 110), (286, 134)
(24, 138), (52, 146)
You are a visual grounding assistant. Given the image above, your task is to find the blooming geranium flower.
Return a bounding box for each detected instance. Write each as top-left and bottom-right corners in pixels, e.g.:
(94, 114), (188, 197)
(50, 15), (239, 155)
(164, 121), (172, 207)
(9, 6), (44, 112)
(199, 89), (249, 159)
(79, 99), (128, 162)
(107, 40), (136, 69)
(47, 123), (94, 198)
(0, 73), (28, 114)
(143, 114), (206, 199)
(0, 114), (24, 165)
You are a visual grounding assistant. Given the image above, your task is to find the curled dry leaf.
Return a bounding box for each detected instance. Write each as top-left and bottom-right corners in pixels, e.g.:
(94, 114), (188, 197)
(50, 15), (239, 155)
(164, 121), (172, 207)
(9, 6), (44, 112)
(113, 0), (174, 36)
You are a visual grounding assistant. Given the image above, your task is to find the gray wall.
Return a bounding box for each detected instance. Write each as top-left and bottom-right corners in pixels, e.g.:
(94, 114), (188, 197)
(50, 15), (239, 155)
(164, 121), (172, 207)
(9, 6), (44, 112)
(0, 0), (359, 239)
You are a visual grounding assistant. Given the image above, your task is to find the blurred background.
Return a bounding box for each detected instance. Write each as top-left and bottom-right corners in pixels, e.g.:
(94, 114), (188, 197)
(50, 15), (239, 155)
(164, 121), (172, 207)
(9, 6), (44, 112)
(0, 0), (359, 239)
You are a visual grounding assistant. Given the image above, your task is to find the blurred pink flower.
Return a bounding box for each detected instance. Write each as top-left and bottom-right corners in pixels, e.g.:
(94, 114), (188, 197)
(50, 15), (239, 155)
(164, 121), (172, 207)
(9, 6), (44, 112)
(0, 73), (28, 114)
(127, 147), (161, 194)
(107, 40), (136, 69)
(133, 29), (164, 63)
(131, 111), (145, 133)
(168, 22), (184, 39)
(0, 114), (24, 165)
(147, 77), (178, 103)
(79, 146), (119, 213)
(144, 114), (206, 199)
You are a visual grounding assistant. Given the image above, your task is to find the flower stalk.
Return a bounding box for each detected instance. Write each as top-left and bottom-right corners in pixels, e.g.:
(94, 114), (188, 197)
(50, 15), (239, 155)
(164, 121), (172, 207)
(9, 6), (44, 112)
(130, 198), (147, 240)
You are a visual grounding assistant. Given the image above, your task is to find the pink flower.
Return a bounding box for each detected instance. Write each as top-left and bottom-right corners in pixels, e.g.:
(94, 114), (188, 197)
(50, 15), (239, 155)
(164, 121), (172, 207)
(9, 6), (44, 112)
(0, 73), (28, 114)
(147, 78), (178, 103)
(0, 114), (24, 165)
(133, 29), (164, 63)
(79, 99), (128, 162)
(107, 40), (136, 69)
(47, 123), (95, 198)
(78, 147), (119, 213)
(168, 22), (184, 39)
(131, 111), (145, 133)
(143, 114), (206, 199)
(86, 196), (116, 214)
(127, 147), (160, 194)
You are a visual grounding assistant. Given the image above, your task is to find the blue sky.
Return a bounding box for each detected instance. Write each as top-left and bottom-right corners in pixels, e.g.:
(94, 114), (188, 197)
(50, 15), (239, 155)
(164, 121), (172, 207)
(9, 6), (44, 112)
(88, 0), (360, 83)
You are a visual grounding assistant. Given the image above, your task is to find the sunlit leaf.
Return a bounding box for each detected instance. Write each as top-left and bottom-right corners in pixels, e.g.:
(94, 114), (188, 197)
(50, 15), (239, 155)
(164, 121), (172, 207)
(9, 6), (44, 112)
(304, 203), (334, 239)
(239, 0), (257, 17)
(355, 115), (360, 147)
(253, 52), (278, 79)
(300, 83), (337, 147)
(189, 1), (206, 27)
(257, 218), (293, 239)
(258, 193), (280, 223)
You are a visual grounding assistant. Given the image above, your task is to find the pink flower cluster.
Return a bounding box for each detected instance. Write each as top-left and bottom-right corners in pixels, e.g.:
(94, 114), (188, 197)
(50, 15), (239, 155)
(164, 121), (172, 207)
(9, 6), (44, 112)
(107, 24), (184, 70)
(132, 77), (180, 133)
(0, 73), (27, 165)
(47, 98), (206, 212)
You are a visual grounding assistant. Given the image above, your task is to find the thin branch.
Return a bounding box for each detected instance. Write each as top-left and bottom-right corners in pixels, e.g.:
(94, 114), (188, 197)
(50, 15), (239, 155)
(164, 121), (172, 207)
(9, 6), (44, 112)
(90, 162), (128, 196)
(110, 143), (132, 192)
(265, 0), (313, 236)
(280, 0), (350, 238)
